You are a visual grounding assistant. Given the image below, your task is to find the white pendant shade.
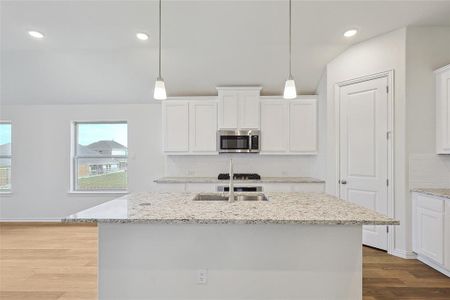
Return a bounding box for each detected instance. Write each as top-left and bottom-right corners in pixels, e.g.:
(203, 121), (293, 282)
(154, 78), (167, 100)
(283, 78), (297, 99)
(153, 0), (167, 100)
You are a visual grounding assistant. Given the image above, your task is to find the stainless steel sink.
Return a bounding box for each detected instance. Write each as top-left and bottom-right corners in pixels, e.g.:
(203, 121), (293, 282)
(235, 194), (268, 201)
(192, 193), (268, 202)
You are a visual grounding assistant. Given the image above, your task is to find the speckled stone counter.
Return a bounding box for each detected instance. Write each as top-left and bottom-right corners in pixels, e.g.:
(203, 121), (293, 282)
(64, 192), (398, 225)
(412, 188), (450, 200)
(154, 176), (324, 184)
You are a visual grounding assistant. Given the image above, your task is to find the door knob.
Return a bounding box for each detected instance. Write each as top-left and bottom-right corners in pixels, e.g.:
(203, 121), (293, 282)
(341, 180), (347, 185)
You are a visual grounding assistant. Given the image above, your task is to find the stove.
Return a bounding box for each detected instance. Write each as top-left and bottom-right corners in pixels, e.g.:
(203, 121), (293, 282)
(218, 173), (261, 180)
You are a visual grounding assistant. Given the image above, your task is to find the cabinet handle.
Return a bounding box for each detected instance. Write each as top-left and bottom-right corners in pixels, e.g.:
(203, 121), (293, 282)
(341, 180), (347, 185)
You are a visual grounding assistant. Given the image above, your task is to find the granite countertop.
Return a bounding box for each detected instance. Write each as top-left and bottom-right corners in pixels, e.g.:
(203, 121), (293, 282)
(154, 176), (325, 184)
(412, 188), (450, 200)
(63, 192), (398, 225)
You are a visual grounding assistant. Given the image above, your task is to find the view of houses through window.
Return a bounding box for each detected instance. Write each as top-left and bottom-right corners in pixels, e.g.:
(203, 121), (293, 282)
(0, 122), (12, 191)
(74, 122), (128, 191)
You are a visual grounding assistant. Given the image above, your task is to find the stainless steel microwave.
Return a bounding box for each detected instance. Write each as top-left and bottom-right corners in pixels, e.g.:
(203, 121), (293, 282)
(217, 129), (260, 153)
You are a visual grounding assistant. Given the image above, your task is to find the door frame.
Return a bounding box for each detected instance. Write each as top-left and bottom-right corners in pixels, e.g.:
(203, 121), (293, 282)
(334, 70), (395, 254)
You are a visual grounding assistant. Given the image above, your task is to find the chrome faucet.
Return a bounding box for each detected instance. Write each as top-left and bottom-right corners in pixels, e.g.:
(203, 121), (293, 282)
(228, 158), (234, 202)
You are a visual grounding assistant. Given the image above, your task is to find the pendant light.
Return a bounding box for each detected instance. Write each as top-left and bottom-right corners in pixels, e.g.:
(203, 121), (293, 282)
(283, 0), (297, 99)
(154, 0), (167, 100)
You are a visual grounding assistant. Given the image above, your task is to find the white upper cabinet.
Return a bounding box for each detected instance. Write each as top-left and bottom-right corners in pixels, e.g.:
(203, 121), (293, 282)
(218, 90), (239, 129)
(238, 91), (260, 129)
(218, 87), (261, 129)
(163, 101), (189, 152)
(260, 100), (289, 153)
(189, 101), (217, 152)
(260, 97), (318, 155)
(436, 65), (450, 154)
(162, 99), (218, 155)
(289, 100), (317, 154)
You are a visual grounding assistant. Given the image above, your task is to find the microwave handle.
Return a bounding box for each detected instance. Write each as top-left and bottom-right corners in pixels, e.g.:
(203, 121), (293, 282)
(249, 135), (252, 150)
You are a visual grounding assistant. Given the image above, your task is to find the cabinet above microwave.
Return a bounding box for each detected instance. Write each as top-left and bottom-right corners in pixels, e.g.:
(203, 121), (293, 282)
(217, 87), (262, 130)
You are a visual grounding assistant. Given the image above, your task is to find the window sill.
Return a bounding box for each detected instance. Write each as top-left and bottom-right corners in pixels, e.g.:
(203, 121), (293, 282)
(68, 190), (129, 196)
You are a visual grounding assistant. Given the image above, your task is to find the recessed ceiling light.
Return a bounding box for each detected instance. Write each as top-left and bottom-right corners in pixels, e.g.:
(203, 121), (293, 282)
(28, 30), (44, 39)
(344, 29), (358, 38)
(136, 32), (149, 41)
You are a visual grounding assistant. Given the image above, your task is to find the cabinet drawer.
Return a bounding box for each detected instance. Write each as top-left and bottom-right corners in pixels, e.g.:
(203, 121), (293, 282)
(415, 193), (445, 213)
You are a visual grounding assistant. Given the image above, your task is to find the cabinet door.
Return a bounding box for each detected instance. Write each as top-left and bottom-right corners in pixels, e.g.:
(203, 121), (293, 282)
(218, 91), (239, 129)
(190, 102), (218, 153)
(416, 205), (444, 264)
(238, 91), (260, 129)
(445, 200), (450, 270)
(289, 100), (317, 153)
(260, 101), (289, 153)
(185, 183), (216, 193)
(436, 66), (450, 154)
(163, 102), (189, 152)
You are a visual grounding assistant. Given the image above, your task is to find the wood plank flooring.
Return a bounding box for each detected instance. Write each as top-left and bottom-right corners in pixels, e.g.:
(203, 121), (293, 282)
(0, 223), (97, 300)
(1, 223), (449, 300)
(363, 246), (450, 299)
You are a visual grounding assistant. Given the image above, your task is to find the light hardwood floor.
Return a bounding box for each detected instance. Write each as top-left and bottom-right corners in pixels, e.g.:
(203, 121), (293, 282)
(1, 223), (449, 300)
(0, 223), (97, 300)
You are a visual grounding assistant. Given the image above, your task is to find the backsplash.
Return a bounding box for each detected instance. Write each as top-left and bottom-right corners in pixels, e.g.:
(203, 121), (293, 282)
(409, 153), (450, 188)
(164, 154), (325, 179)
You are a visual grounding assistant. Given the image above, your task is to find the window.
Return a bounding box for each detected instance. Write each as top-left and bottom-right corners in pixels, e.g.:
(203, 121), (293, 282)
(73, 122), (128, 191)
(0, 122), (12, 192)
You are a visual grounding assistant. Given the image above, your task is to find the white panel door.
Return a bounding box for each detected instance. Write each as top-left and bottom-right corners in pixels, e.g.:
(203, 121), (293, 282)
(218, 91), (238, 129)
(260, 101), (289, 153)
(189, 102), (217, 153)
(238, 91), (260, 129)
(163, 102), (189, 152)
(289, 100), (317, 153)
(339, 77), (389, 250)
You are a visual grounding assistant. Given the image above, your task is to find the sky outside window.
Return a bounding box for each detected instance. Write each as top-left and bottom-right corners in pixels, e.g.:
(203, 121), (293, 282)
(0, 123), (12, 146)
(77, 123), (127, 147)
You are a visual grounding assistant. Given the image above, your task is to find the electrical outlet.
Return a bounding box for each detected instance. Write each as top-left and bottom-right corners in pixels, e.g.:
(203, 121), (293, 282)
(197, 269), (208, 285)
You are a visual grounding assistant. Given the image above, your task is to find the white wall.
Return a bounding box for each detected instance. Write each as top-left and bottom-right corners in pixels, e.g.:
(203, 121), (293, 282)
(406, 26), (450, 189)
(325, 28), (409, 256)
(0, 98), (327, 219)
(0, 104), (165, 219)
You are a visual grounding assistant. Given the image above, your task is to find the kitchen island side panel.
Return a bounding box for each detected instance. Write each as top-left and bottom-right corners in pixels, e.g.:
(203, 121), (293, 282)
(99, 223), (362, 300)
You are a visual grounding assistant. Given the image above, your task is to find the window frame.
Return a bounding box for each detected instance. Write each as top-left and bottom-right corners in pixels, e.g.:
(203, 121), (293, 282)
(71, 121), (129, 193)
(0, 121), (12, 193)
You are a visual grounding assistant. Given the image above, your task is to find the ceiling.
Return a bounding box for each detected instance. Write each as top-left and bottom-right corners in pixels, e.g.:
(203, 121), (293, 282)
(1, 0), (450, 105)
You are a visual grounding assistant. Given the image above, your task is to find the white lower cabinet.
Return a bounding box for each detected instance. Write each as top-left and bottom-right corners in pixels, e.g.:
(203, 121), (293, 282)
(163, 99), (218, 155)
(412, 192), (450, 277)
(262, 183), (324, 193)
(155, 182), (325, 193)
(185, 183), (216, 193)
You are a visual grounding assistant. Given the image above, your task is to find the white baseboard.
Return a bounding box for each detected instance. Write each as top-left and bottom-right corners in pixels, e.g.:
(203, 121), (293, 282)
(417, 254), (450, 277)
(0, 219), (62, 223)
(389, 248), (417, 259)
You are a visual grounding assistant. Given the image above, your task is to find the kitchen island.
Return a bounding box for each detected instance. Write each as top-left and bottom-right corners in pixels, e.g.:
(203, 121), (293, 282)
(65, 192), (398, 300)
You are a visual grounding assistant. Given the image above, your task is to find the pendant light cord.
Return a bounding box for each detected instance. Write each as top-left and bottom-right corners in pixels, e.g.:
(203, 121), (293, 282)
(289, 0), (292, 78)
(158, 0), (162, 79)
